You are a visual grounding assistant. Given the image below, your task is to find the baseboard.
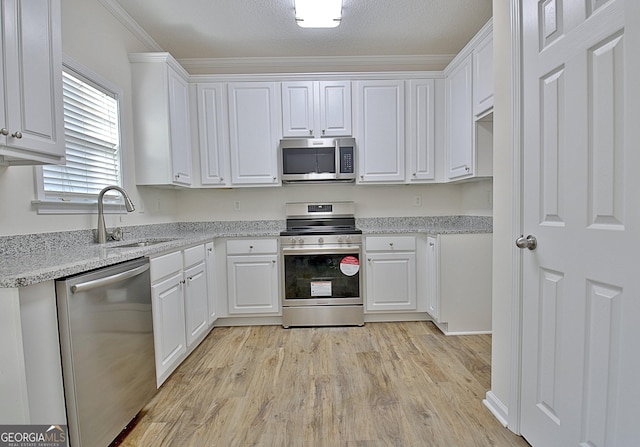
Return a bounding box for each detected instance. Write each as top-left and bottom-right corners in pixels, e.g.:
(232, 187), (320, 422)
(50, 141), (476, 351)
(483, 391), (509, 427)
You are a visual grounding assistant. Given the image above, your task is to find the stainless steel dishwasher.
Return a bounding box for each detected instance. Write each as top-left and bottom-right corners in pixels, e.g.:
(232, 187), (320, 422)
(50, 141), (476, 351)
(56, 257), (156, 447)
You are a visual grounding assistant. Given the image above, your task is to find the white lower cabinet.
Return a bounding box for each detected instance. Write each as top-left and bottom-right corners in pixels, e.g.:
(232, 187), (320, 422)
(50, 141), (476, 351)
(364, 236), (417, 312)
(427, 233), (492, 334)
(226, 239), (279, 315)
(150, 243), (212, 387)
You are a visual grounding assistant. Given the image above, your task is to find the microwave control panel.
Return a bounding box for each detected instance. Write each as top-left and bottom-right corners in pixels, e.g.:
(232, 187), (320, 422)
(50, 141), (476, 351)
(340, 147), (354, 173)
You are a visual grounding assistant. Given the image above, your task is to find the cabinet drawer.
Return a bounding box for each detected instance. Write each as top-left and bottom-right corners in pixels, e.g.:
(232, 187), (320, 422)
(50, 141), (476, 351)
(365, 236), (416, 251)
(183, 244), (205, 269)
(150, 251), (183, 282)
(226, 239), (278, 255)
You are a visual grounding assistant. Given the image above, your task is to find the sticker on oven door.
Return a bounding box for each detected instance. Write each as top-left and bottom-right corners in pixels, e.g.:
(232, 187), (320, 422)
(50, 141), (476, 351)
(340, 256), (360, 276)
(311, 281), (332, 296)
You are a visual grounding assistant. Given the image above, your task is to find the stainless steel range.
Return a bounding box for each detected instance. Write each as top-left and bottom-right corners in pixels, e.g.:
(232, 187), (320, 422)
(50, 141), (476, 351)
(280, 201), (364, 328)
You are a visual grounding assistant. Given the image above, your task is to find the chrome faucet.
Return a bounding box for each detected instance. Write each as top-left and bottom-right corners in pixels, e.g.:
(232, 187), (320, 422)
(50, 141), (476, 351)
(97, 186), (135, 243)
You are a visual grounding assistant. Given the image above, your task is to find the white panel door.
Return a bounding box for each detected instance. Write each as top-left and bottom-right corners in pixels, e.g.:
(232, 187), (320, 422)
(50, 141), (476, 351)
(318, 80), (351, 137)
(184, 261), (208, 348)
(281, 81), (314, 137)
(167, 67), (192, 185)
(365, 252), (416, 312)
(151, 272), (186, 386)
(354, 80), (405, 183)
(520, 1), (639, 446)
(227, 255), (279, 314)
(228, 82), (281, 186)
(1, 0), (65, 161)
(445, 54), (474, 180)
(407, 79), (437, 182)
(197, 83), (229, 186)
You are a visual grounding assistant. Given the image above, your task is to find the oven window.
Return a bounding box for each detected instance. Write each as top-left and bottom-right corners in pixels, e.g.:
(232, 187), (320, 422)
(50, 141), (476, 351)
(284, 253), (360, 299)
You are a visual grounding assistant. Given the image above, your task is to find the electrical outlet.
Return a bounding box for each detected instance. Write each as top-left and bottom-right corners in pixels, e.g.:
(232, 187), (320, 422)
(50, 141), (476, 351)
(413, 195), (422, 207)
(234, 201), (241, 211)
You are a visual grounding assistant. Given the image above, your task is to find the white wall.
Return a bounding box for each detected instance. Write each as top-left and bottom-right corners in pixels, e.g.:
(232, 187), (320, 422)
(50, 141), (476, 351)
(490, 0), (516, 421)
(175, 180), (493, 222)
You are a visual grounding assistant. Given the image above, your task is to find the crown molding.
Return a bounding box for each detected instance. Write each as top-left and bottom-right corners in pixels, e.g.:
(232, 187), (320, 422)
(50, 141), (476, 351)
(97, 0), (163, 51)
(179, 54), (455, 74)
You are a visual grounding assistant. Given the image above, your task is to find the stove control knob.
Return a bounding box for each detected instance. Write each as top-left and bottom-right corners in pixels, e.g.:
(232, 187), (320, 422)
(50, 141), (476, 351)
(345, 235), (352, 243)
(318, 237), (324, 244)
(338, 236), (344, 243)
(289, 237), (297, 244)
(297, 237), (305, 244)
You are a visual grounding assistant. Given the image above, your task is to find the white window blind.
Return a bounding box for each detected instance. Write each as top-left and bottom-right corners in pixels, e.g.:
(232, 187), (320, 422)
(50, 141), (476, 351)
(42, 69), (121, 200)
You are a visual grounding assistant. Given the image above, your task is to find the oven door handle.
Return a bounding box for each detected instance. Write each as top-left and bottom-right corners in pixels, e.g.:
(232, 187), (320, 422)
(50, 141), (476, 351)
(281, 245), (361, 255)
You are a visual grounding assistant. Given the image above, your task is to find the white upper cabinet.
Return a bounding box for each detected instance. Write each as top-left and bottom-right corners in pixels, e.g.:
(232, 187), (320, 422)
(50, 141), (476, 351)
(445, 54), (474, 181)
(406, 79), (439, 182)
(129, 53), (193, 186)
(282, 80), (351, 138)
(0, 0), (65, 165)
(195, 83), (229, 186)
(353, 80), (405, 183)
(473, 30), (494, 119)
(227, 82), (281, 186)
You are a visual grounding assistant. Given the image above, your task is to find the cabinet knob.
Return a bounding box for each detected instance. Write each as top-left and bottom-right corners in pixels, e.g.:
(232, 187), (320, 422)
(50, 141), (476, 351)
(220, 177), (224, 182)
(309, 129), (313, 135)
(11, 131), (22, 139)
(249, 245), (254, 249)
(464, 166), (470, 172)
(389, 242), (394, 247)
(322, 129), (326, 135)
(0, 128), (8, 136)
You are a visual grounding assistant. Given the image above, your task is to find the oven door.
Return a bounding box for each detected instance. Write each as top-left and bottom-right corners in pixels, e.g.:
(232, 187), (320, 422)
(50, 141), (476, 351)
(281, 244), (362, 306)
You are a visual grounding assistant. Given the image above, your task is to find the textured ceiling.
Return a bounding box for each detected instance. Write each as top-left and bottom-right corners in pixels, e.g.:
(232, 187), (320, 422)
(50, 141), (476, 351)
(113, 0), (492, 60)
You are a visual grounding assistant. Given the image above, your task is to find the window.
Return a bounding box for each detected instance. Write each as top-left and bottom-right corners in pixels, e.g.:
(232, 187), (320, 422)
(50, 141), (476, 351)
(35, 57), (124, 213)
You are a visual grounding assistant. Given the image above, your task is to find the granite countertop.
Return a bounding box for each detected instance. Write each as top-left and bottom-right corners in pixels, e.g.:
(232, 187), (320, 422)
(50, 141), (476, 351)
(0, 216), (491, 288)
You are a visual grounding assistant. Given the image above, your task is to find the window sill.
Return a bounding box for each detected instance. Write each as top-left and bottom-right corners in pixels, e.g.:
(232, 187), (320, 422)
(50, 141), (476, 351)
(32, 200), (132, 215)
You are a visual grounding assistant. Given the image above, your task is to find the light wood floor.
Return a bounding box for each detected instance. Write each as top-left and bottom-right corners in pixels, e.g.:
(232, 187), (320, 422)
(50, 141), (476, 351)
(116, 322), (530, 447)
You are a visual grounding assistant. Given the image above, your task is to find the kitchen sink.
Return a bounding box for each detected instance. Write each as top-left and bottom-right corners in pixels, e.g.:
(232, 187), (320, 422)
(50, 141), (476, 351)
(111, 239), (176, 248)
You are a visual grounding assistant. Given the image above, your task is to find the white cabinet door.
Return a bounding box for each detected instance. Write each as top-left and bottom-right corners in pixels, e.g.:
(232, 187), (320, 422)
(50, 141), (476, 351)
(354, 80), (405, 183)
(228, 82), (281, 186)
(473, 31), (494, 119)
(167, 67), (193, 185)
(426, 235), (439, 320)
(196, 83), (229, 186)
(406, 79), (437, 182)
(0, 0), (65, 165)
(318, 81), (351, 137)
(227, 254), (279, 314)
(151, 271), (187, 387)
(365, 236), (417, 312)
(130, 53), (193, 186)
(445, 54), (474, 180)
(366, 252), (417, 312)
(205, 242), (217, 325)
(281, 81), (315, 138)
(183, 260), (208, 348)
(282, 80), (351, 138)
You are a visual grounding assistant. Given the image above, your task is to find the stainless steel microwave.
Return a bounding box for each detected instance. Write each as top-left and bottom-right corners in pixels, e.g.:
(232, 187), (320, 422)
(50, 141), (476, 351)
(280, 137), (356, 183)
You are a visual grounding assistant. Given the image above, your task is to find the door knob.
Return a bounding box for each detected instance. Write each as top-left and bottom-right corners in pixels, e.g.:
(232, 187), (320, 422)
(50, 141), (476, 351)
(516, 235), (537, 250)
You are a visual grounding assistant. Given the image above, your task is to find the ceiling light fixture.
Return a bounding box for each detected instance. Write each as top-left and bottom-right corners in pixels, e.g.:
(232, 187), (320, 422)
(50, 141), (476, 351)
(294, 0), (342, 28)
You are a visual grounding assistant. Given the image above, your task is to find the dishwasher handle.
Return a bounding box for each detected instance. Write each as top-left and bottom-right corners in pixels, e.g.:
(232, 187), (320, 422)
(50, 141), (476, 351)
(71, 262), (150, 294)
